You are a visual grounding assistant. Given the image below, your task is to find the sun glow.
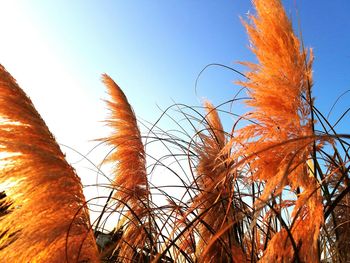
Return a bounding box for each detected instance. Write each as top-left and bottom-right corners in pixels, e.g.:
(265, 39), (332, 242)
(0, 2), (106, 192)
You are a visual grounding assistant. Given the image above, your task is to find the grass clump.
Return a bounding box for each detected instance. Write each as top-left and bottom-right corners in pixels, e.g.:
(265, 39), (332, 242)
(0, 0), (349, 262)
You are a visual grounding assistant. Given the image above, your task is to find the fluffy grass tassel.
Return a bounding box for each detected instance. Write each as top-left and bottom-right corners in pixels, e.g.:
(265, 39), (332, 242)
(101, 74), (152, 261)
(232, 0), (323, 261)
(0, 65), (99, 262)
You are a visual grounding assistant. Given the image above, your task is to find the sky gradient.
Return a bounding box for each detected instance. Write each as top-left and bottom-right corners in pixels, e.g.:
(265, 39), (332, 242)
(0, 1), (349, 188)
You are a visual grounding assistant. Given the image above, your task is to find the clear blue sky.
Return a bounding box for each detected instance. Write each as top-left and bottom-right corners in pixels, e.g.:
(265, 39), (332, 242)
(0, 0), (349, 173)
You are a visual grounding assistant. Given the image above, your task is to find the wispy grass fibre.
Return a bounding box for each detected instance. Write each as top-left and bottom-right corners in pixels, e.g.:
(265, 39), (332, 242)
(0, 65), (99, 262)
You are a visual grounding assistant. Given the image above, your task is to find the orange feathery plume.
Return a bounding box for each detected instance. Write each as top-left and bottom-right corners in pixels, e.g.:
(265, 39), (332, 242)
(0, 65), (99, 262)
(102, 74), (148, 204)
(184, 101), (246, 262)
(101, 74), (151, 261)
(231, 0), (323, 261)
